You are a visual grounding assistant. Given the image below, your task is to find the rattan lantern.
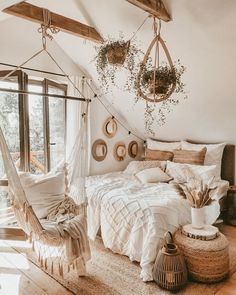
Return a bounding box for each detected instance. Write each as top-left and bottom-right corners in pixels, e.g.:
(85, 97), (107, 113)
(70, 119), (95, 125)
(153, 231), (187, 291)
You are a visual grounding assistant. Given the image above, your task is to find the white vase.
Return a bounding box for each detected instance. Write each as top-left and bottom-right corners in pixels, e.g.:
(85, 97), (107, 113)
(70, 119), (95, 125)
(191, 207), (205, 229)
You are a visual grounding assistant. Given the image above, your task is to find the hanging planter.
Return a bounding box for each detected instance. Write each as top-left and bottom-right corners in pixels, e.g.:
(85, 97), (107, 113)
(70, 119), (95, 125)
(132, 18), (187, 135)
(95, 36), (143, 93)
(136, 35), (185, 103)
(106, 41), (130, 65)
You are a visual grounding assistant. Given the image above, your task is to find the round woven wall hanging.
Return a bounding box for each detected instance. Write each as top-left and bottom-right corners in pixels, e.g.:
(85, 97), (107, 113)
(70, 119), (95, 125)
(103, 116), (117, 138)
(113, 141), (126, 161)
(128, 141), (138, 158)
(92, 139), (107, 162)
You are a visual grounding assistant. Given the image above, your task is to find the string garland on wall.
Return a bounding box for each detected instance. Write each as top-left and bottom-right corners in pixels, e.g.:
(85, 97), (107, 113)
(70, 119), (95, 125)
(83, 78), (146, 143)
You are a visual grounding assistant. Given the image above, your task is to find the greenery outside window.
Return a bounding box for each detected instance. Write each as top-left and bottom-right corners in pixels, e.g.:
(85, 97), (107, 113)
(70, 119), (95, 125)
(0, 70), (67, 228)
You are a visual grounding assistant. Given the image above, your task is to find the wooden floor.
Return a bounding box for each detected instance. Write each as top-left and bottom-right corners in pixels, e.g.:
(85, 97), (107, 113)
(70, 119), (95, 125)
(0, 226), (235, 295)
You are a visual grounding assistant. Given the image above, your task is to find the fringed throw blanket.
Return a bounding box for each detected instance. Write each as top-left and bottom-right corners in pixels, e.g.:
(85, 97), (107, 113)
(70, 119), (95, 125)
(39, 196), (91, 275)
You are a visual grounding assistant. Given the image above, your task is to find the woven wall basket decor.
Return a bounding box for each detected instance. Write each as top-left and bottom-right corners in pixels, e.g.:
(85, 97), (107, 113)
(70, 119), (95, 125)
(113, 141), (126, 161)
(92, 139), (108, 162)
(103, 116), (117, 138)
(128, 141), (138, 158)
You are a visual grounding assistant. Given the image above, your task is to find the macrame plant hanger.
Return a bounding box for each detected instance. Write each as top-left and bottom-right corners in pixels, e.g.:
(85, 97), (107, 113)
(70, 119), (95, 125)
(136, 17), (176, 103)
(0, 9), (90, 103)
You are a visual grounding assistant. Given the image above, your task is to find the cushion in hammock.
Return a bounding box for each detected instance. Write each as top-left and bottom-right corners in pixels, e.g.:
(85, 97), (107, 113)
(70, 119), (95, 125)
(19, 171), (66, 219)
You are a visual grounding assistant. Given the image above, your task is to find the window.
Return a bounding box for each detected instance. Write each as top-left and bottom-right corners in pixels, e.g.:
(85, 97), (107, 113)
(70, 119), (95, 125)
(0, 70), (67, 227)
(0, 71), (67, 176)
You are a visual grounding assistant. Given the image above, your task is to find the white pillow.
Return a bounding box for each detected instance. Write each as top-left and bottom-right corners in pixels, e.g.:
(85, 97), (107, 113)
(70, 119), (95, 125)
(124, 160), (166, 175)
(166, 161), (218, 184)
(135, 167), (172, 184)
(181, 141), (226, 178)
(146, 138), (181, 151)
(19, 171), (65, 219)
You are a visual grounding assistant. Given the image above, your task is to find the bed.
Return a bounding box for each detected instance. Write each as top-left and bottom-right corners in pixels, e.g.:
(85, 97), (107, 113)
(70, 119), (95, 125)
(86, 142), (235, 281)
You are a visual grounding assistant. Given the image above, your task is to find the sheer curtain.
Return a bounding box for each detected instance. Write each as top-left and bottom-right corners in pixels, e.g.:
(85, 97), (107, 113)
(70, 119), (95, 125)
(65, 76), (91, 205)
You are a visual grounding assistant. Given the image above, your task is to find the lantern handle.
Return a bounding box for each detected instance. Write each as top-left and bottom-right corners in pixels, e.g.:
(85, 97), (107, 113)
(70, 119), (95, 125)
(164, 231), (174, 248)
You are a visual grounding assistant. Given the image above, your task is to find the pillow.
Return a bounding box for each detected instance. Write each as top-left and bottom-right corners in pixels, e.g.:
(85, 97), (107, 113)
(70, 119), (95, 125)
(146, 138), (181, 151)
(166, 161), (218, 184)
(19, 171), (65, 219)
(135, 167), (172, 184)
(123, 160), (166, 175)
(145, 148), (174, 161)
(181, 141), (226, 177)
(173, 148), (207, 165)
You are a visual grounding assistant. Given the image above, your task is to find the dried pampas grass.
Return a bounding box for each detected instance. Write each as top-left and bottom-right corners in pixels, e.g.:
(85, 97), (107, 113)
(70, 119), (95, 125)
(179, 177), (217, 208)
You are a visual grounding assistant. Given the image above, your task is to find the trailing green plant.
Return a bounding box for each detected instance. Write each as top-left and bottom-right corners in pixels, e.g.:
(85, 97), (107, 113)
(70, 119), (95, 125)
(95, 36), (143, 93)
(134, 59), (187, 135)
(139, 60), (186, 97)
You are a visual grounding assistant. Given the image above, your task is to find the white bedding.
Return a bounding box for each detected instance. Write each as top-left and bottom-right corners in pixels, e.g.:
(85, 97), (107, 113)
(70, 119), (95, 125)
(86, 172), (228, 281)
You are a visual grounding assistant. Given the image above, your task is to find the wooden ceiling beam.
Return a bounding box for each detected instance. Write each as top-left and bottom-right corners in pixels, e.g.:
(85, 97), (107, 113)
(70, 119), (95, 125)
(3, 1), (104, 43)
(126, 0), (171, 22)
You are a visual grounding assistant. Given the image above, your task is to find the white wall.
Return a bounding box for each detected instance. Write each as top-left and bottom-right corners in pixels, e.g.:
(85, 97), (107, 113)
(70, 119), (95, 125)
(0, 16), (82, 79)
(1, 0), (235, 178)
(89, 90), (144, 176)
(64, 0), (236, 177)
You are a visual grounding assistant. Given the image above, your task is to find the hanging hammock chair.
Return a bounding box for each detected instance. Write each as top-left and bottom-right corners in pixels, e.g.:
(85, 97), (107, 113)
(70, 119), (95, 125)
(0, 9), (91, 292)
(0, 107), (91, 284)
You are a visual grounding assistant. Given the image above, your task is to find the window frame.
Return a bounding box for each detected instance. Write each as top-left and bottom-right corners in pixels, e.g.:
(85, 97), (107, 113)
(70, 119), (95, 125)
(0, 71), (67, 178)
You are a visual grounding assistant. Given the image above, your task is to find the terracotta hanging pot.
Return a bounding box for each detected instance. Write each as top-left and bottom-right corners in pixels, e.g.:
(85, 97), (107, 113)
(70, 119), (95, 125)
(106, 41), (130, 65)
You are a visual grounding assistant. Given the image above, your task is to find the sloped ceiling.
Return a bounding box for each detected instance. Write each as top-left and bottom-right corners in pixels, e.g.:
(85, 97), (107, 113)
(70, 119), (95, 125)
(0, 0), (236, 141)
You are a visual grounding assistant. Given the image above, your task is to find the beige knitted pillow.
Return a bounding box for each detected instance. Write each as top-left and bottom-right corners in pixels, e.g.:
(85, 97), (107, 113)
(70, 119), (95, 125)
(173, 148), (207, 165)
(145, 148), (174, 161)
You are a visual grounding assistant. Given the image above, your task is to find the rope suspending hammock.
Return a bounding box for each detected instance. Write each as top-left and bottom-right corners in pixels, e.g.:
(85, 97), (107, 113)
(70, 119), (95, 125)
(0, 9), (91, 293)
(0, 9), (90, 103)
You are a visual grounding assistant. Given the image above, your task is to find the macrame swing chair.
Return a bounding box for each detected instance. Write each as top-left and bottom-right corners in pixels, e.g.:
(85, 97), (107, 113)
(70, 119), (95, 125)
(0, 9), (91, 292)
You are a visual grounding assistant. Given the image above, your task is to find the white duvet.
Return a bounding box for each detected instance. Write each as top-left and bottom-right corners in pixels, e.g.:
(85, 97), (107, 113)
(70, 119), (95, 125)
(86, 172), (228, 281)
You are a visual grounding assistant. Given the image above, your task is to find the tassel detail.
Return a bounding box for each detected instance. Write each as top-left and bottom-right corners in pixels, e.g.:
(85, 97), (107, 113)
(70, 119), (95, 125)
(44, 258), (47, 270)
(51, 262), (54, 274)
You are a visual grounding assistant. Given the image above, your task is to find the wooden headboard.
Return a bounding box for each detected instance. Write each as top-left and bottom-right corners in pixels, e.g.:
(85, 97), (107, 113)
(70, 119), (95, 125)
(221, 144), (235, 185)
(187, 141), (235, 185)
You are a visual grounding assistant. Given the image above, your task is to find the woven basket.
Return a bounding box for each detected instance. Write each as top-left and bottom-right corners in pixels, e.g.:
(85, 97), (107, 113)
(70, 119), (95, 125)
(153, 232), (187, 291)
(106, 41), (130, 65)
(174, 230), (229, 283)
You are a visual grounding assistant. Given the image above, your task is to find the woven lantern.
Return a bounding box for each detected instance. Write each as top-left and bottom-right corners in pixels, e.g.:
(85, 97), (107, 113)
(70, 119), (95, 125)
(153, 231), (187, 291)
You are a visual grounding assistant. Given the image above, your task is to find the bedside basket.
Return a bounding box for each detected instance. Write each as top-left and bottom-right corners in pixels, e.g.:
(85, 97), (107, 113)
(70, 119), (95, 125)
(174, 230), (229, 283)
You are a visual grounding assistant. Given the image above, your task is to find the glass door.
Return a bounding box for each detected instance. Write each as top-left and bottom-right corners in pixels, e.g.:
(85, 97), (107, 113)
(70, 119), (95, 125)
(43, 79), (67, 172)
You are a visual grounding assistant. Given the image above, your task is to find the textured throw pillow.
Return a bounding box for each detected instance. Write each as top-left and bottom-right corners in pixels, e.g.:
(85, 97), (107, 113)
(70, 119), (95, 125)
(166, 161), (218, 184)
(181, 141), (226, 178)
(135, 167), (172, 184)
(173, 147), (207, 165)
(19, 171), (65, 219)
(145, 148), (174, 161)
(146, 138), (181, 151)
(123, 160), (166, 175)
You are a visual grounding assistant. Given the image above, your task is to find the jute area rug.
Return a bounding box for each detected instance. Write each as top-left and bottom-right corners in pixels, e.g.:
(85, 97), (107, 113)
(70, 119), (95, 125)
(27, 237), (236, 295)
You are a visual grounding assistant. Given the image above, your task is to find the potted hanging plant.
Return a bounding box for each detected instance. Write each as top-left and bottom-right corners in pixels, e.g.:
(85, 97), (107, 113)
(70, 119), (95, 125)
(140, 61), (186, 97)
(133, 59), (187, 136)
(105, 40), (130, 65)
(95, 36), (143, 93)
